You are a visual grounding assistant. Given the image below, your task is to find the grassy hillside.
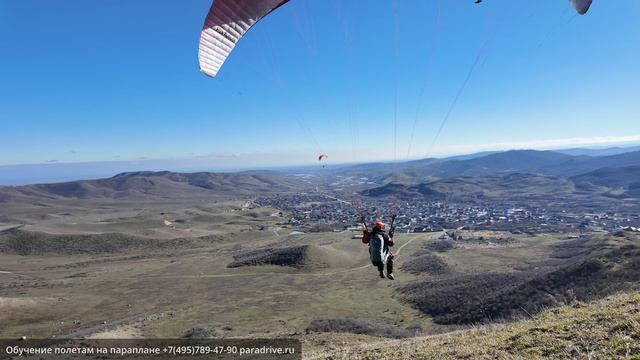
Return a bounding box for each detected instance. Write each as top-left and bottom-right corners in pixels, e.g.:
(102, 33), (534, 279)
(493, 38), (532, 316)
(400, 233), (640, 325)
(571, 166), (640, 197)
(0, 228), (220, 255)
(306, 290), (640, 359)
(362, 173), (576, 201)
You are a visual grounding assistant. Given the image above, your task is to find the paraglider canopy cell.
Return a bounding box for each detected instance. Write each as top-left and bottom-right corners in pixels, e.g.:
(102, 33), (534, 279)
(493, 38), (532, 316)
(571, 0), (592, 15)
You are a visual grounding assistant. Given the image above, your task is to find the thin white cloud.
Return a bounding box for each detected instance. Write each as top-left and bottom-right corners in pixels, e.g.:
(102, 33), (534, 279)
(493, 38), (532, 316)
(175, 135), (640, 165)
(5, 135), (640, 168)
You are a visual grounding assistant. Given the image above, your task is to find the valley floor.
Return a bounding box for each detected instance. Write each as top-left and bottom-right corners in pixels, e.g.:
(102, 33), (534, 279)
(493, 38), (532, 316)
(1, 199), (639, 359)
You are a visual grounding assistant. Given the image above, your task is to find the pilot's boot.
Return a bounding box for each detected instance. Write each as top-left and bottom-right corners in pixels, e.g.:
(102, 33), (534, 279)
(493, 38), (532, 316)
(386, 258), (395, 280)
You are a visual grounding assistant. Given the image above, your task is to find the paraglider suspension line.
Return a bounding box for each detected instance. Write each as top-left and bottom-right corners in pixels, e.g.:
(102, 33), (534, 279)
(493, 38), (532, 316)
(426, 41), (487, 156)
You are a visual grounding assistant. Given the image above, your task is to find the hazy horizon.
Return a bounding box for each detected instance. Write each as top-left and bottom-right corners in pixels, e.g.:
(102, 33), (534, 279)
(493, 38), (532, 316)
(2, 142), (640, 186)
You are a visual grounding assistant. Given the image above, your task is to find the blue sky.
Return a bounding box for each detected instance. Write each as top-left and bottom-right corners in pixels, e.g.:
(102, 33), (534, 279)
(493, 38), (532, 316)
(1, 0), (639, 168)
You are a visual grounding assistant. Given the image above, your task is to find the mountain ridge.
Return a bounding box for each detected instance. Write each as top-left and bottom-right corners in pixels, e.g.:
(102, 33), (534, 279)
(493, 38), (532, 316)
(0, 170), (302, 202)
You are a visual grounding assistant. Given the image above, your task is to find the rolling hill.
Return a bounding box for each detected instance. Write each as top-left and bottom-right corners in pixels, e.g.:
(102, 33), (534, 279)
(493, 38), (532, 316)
(362, 173), (577, 200)
(570, 166), (640, 196)
(401, 237), (640, 325)
(337, 149), (640, 184)
(361, 183), (446, 200)
(0, 170), (304, 202)
(414, 150), (640, 179)
(2, 148), (639, 203)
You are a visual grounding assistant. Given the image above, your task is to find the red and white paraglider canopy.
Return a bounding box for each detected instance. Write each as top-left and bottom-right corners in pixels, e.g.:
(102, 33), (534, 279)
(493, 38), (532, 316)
(198, 0), (593, 78)
(198, 0), (290, 78)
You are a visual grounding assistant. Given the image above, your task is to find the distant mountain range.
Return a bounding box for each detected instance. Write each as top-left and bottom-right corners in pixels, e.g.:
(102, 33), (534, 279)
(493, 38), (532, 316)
(556, 146), (640, 157)
(1, 147), (639, 203)
(354, 150), (640, 200)
(0, 171), (302, 202)
(333, 149), (640, 183)
(2, 145), (639, 186)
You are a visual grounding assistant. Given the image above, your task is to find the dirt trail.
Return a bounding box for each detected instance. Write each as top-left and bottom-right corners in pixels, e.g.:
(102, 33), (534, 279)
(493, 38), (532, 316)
(0, 270), (36, 278)
(59, 311), (170, 339)
(132, 234), (429, 280)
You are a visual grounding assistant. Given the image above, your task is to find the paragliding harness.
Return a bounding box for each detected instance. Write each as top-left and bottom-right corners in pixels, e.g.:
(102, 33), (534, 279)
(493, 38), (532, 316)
(362, 215), (396, 273)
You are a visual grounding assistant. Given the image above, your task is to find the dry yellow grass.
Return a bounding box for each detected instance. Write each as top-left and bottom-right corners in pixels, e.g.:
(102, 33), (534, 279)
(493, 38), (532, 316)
(305, 291), (640, 359)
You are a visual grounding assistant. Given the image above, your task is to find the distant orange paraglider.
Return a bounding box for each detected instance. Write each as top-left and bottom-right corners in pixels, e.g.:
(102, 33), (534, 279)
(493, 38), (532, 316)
(318, 154), (328, 168)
